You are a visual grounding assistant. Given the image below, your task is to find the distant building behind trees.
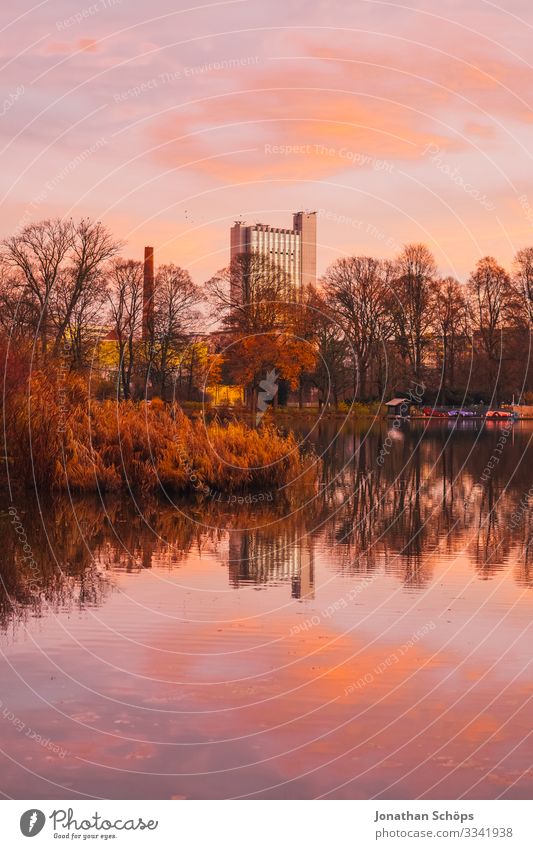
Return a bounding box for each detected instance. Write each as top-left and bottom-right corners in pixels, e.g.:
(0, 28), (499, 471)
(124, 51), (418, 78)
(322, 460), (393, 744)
(230, 211), (316, 301)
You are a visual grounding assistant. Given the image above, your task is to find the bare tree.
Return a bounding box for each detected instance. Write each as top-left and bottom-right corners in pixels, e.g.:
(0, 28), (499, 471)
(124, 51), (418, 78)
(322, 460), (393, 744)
(306, 288), (351, 407)
(51, 269), (109, 369)
(322, 256), (392, 398)
(2, 219), (73, 357)
(390, 244), (437, 381)
(207, 253), (292, 334)
(467, 256), (515, 399)
(512, 246), (533, 325)
(1, 218), (120, 360)
(108, 260), (144, 399)
(175, 337), (216, 401)
(0, 262), (39, 342)
(147, 264), (201, 399)
(433, 276), (469, 395)
(51, 218), (121, 356)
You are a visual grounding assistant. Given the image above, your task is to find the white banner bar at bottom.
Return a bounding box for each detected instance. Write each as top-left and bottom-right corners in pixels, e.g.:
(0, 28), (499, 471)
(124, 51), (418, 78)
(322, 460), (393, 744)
(1, 799), (531, 848)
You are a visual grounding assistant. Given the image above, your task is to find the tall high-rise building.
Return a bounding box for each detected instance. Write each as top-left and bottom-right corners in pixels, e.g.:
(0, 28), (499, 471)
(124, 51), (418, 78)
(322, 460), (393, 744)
(292, 211), (317, 289)
(230, 211), (316, 299)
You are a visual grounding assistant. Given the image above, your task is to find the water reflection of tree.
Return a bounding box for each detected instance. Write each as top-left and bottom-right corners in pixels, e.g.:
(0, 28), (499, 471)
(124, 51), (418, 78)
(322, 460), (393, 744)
(326, 432), (382, 572)
(0, 493), (324, 629)
(1, 423), (532, 631)
(0, 496), (114, 631)
(470, 478), (511, 578)
(515, 515), (533, 589)
(317, 422), (533, 589)
(319, 431), (434, 587)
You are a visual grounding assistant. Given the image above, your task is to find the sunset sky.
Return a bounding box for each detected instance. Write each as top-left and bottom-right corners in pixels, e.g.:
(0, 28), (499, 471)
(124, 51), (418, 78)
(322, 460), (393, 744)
(2, 0), (533, 283)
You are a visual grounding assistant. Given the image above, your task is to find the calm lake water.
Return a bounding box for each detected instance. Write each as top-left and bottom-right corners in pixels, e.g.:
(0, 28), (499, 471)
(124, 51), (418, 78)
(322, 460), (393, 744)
(1, 419), (532, 799)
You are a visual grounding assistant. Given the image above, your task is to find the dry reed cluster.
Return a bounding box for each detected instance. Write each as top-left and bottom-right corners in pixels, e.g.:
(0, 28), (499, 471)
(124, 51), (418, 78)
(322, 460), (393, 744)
(3, 367), (316, 494)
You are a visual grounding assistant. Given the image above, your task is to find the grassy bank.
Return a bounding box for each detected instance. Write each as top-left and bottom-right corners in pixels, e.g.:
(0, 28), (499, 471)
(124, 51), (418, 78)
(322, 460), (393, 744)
(185, 400), (386, 421)
(4, 369), (317, 495)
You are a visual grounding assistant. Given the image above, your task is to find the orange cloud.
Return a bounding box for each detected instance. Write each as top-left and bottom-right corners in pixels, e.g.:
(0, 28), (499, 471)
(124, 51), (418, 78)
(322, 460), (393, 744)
(78, 38), (98, 53)
(141, 29), (533, 186)
(46, 38), (98, 55)
(303, 40), (533, 124)
(148, 75), (460, 184)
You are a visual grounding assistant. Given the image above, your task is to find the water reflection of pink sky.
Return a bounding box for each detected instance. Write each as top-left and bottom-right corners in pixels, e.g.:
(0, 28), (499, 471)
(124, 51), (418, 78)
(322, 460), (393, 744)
(1, 533), (531, 799)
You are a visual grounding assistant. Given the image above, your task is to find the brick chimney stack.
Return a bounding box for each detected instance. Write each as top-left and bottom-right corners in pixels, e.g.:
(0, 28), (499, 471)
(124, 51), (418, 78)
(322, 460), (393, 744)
(143, 246), (154, 340)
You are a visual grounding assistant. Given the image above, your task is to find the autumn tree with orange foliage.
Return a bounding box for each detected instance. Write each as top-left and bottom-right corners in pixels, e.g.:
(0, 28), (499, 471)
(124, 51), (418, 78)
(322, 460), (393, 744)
(223, 332), (316, 411)
(207, 253), (317, 411)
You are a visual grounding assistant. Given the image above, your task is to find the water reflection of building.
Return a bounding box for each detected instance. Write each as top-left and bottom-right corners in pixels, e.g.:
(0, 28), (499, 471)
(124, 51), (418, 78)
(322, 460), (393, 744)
(290, 540), (314, 600)
(227, 530), (315, 598)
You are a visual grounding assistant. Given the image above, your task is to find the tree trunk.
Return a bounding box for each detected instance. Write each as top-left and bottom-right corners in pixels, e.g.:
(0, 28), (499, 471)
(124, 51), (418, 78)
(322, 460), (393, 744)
(359, 365), (367, 401)
(187, 350), (195, 401)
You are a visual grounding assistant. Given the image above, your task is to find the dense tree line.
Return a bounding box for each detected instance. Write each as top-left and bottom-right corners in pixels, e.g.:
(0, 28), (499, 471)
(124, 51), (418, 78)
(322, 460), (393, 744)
(208, 243), (532, 406)
(1, 217), (532, 406)
(313, 246), (531, 404)
(0, 217), (206, 401)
